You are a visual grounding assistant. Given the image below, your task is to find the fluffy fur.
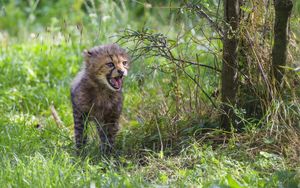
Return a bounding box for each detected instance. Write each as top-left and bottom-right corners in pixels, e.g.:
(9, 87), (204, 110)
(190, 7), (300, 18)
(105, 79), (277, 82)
(71, 44), (129, 153)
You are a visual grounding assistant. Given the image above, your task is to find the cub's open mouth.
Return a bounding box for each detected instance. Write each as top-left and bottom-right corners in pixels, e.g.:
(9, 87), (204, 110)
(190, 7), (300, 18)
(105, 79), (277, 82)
(107, 75), (123, 90)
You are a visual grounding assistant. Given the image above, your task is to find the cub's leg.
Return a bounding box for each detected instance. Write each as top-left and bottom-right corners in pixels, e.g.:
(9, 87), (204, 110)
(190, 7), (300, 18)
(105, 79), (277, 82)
(97, 121), (120, 153)
(73, 109), (88, 149)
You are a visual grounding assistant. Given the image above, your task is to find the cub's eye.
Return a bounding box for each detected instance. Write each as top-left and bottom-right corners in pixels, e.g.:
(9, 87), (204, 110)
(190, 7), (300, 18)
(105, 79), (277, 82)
(106, 62), (114, 68)
(122, 61), (128, 66)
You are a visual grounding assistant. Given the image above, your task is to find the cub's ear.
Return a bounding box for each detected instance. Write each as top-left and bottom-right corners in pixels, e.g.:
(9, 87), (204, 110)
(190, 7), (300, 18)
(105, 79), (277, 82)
(83, 49), (94, 65)
(83, 49), (93, 58)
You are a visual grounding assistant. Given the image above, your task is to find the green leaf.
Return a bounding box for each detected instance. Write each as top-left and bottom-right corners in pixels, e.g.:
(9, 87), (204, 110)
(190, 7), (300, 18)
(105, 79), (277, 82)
(226, 175), (244, 188)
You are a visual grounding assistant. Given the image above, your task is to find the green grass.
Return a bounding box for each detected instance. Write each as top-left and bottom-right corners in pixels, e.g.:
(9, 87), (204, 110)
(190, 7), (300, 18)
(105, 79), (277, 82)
(0, 0), (299, 187)
(0, 113), (298, 187)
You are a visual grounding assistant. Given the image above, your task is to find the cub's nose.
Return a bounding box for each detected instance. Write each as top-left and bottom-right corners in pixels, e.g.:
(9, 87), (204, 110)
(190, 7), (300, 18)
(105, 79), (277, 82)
(118, 70), (124, 76)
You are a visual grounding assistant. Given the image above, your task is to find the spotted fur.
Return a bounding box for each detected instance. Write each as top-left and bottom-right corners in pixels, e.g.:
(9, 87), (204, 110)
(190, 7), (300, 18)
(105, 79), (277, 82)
(71, 44), (129, 153)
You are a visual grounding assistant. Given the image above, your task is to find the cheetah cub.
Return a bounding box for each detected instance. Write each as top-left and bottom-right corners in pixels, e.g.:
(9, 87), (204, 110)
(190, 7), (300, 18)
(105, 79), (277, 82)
(71, 44), (129, 153)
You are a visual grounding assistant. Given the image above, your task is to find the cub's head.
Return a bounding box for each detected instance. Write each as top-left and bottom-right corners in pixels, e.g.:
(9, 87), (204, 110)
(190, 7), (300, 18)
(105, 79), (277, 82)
(83, 44), (130, 91)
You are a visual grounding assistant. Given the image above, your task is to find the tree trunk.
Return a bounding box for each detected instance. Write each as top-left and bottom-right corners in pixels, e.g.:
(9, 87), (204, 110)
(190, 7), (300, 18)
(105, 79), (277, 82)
(272, 0), (293, 87)
(221, 0), (240, 130)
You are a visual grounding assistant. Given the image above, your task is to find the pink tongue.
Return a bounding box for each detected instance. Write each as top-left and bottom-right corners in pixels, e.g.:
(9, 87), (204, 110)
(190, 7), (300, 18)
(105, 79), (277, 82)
(112, 78), (122, 88)
(116, 78), (122, 87)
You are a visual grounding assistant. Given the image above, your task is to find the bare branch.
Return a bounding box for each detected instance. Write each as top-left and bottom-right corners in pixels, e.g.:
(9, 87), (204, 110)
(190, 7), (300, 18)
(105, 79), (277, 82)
(50, 103), (63, 127)
(185, 3), (224, 37)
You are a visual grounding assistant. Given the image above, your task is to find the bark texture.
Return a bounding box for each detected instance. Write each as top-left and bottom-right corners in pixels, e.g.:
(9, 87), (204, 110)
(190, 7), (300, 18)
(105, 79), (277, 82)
(221, 0), (240, 130)
(272, 0), (293, 86)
